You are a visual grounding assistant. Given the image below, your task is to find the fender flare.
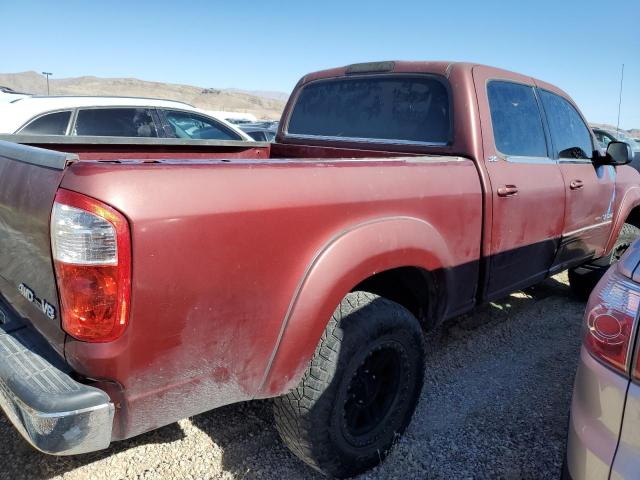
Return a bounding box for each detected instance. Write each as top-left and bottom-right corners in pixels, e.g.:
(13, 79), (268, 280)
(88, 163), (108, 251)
(605, 186), (640, 252)
(256, 216), (453, 397)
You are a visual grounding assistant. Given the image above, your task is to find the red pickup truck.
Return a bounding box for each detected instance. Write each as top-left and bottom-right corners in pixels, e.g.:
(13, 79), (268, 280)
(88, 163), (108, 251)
(0, 61), (637, 478)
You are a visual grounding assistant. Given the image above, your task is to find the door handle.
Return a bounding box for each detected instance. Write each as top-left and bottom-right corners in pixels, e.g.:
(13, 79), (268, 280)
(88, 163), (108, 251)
(570, 179), (584, 190)
(497, 185), (518, 197)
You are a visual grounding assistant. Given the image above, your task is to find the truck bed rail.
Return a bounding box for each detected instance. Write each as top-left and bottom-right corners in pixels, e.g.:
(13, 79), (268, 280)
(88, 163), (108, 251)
(0, 139), (78, 170)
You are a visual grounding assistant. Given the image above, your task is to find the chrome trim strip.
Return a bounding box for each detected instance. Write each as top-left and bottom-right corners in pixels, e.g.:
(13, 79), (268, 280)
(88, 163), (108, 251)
(564, 220), (613, 237)
(503, 155), (556, 165)
(558, 159), (593, 164)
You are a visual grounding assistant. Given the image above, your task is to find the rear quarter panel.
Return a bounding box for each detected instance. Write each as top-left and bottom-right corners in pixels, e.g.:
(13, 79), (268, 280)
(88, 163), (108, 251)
(61, 156), (482, 438)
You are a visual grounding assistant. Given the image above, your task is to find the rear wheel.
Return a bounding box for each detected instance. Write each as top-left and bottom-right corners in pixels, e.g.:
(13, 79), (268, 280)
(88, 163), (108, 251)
(569, 223), (640, 299)
(272, 291), (425, 478)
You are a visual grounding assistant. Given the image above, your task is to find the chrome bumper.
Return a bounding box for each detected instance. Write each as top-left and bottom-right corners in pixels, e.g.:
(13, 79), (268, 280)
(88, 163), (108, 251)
(0, 300), (114, 455)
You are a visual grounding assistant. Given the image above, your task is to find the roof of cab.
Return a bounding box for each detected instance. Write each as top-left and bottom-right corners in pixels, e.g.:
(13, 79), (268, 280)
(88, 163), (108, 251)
(292, 60), (573, 108)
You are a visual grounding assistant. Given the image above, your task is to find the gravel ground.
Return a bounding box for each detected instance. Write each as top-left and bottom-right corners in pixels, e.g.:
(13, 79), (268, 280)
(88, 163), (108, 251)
(0, 272), (584, 480)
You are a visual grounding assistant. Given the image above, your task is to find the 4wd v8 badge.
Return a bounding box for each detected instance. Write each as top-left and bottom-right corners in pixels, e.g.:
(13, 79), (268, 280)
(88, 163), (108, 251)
(18, 283), (56, 320)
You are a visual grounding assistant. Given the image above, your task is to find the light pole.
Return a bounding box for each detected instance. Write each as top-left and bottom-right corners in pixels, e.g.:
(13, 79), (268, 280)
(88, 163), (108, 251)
(42, 72), (52, 95)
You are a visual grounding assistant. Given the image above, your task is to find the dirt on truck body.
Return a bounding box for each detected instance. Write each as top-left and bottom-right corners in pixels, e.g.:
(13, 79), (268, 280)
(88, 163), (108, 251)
(0, 61), (638, 478)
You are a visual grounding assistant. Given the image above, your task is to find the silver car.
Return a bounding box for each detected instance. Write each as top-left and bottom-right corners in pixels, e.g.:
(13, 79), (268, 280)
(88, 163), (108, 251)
(565, 239), (640, 479)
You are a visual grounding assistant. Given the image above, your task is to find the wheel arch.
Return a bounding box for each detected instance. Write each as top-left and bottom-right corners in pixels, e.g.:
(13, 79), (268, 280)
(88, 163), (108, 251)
(256, 216), (454, 398)
(606, 186), (640, 252)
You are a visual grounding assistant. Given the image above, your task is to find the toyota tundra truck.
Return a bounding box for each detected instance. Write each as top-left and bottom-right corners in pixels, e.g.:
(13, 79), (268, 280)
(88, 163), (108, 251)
(0, 61), (637, 478)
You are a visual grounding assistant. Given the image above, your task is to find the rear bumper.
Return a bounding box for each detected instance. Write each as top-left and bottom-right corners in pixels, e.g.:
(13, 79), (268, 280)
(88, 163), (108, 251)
(0, 299), (114, 455)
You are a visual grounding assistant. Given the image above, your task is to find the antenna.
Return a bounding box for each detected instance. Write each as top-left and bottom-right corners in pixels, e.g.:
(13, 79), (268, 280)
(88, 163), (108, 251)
(616, 64), (624, 135)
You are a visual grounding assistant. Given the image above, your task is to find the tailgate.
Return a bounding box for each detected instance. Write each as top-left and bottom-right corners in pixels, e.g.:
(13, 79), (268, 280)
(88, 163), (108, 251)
(0, 140), (77, 353)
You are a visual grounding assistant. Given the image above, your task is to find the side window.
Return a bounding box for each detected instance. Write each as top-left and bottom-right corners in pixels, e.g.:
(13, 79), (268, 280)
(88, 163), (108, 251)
(539, 90), (593, 159)
(487, 81), (548, 157)
(74, 108), (158, 137)
(594, 131), (612, 147)
(245, 130), (267, 141)
(20, 111), (71, 135)
(161, 110), (241, 140)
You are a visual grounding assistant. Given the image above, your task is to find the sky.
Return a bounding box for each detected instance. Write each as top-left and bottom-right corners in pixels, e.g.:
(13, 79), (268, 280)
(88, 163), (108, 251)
(2, 0), (639, 128)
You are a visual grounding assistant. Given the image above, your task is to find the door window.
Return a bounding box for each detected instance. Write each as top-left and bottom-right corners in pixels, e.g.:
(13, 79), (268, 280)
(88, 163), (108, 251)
(539, 90), (593, 159)
(20, 111), (71, 135)
(74, 108), (158, 137)
(245, 130), (267, 141)
(161, 110), (241, 140)
(487, 81), (548, 157)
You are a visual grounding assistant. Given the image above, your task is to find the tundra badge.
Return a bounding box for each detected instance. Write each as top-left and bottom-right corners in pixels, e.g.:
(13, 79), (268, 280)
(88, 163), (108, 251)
(18, 283), (56, 320)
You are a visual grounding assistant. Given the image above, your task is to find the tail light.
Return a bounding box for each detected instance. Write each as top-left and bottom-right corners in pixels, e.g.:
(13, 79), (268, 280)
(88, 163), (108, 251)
(50, 189), (131, 342)
(583, 244), (640, 376)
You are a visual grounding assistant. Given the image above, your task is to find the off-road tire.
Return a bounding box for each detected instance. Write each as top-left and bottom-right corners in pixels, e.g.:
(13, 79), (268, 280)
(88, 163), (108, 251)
(569, 223), (640, 299)
(272, 291), (425, 478)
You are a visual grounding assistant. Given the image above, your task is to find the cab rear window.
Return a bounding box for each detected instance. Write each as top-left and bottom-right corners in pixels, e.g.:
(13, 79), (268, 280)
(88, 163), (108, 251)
(287, 75), (451, 144)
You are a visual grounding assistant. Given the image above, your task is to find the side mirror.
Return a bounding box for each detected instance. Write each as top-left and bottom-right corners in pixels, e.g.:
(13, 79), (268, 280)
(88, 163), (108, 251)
(599, 141), (633, 166)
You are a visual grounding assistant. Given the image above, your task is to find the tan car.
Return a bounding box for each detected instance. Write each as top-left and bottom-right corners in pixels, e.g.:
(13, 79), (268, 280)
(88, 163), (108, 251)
(565, 238), (640, 479)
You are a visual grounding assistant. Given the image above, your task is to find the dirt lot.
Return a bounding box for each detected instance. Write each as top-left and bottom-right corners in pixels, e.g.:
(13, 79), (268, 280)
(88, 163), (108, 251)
(0, 272), (584, 480)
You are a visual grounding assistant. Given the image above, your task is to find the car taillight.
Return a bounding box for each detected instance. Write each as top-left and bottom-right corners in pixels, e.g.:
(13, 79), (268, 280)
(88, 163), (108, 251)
(51, 189), (131, 342)
(583, 259), (640, 375)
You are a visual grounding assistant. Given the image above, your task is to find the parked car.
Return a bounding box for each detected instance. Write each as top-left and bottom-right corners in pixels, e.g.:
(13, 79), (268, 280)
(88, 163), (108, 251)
(0, 61), (638, 478)
(0, 86), (30, 103)
(239, 123), (277, 141)
(592, 127), (640, 168)
(564, 238), (640, 480)
(0, 96), (252, 141)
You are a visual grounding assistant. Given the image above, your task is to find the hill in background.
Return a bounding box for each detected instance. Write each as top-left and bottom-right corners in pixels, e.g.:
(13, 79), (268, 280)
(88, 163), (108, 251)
(591, 122), (640, 140)
(0, 71), (288, 120)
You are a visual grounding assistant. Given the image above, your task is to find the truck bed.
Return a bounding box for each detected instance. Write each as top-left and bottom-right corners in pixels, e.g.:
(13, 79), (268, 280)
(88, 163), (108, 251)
(0, 137), (482, 440)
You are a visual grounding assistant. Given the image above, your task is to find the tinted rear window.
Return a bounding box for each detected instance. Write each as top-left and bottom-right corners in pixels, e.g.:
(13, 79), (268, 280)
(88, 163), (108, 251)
(20, 111), (71, 135)
(287, 75), (451, 144)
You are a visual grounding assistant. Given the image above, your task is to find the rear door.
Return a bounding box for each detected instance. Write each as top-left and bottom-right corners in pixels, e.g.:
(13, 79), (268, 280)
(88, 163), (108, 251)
(473, 67), (566, 300)
(537, 88), (615, 269)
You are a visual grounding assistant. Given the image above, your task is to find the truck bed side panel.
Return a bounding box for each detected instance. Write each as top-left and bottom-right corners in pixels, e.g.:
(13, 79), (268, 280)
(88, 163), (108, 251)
(60, 157), (482, 439)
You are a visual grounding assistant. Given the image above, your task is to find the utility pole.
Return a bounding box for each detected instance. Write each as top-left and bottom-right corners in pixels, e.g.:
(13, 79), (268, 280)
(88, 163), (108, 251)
(42, 71), (52, 95)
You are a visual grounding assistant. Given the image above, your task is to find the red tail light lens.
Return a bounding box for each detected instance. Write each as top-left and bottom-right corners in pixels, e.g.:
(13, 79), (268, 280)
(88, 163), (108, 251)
(51, 189), (131, 342)
(584, 267), (640, 374)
